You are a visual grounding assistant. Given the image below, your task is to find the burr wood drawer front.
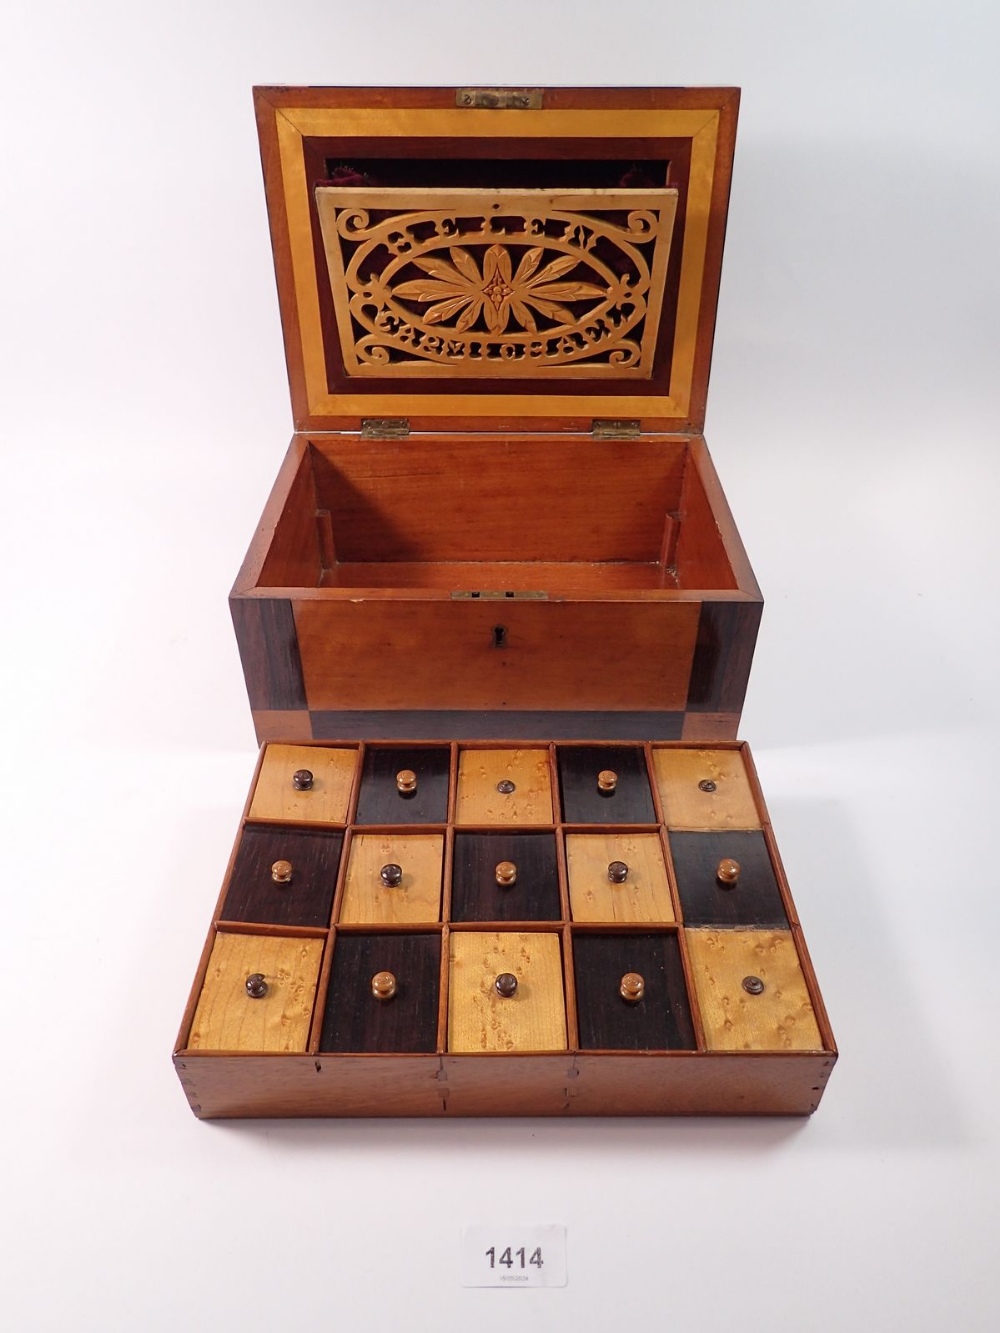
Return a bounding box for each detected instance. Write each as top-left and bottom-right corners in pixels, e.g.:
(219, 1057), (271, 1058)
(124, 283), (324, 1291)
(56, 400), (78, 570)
(455, 748), (554, 825)
(652, 747), (761, 830)
(685, 929), (823, 1052)
(447, 931), (568, 1053)
(565, 833), (674, 923)
(340, 833), (445, 924)
(187, 932), (324, 1052)
(247, 743), (356, 824)
(292, 600), (702, 712)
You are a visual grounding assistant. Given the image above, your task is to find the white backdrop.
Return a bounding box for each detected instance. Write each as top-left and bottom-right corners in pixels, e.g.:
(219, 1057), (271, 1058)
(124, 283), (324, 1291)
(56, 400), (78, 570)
(2, 3), (999, 1329)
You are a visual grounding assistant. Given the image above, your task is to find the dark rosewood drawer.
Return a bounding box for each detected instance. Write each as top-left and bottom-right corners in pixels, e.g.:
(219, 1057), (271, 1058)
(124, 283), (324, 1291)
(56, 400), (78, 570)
(355, 745), (450, 824)
(558, 745), (656, 824)
(451, 832), (561, 922)
(221, 826), (343, 928)
(320, 932), (441, 1053)
(669, 830), (788, 927)
(573, 932), (696, 1051)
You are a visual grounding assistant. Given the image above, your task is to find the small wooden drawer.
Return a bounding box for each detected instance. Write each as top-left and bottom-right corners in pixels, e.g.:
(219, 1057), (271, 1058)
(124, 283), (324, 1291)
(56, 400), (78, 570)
(558, 745), (656, 824)
(221, 826), (342, 928)
(669, 830), (788, 927)
(652, 747), (760, 830)
(187, 931), (324, 1052)
(247, 744), (356, 825)
(573, 932), (696, 1050)
(448, 932), (567, 1052)
(455, 748), (553, 826)
(319, 932), (440, 1052)
(451, 832), (560, 922)
(686, 929), (823, 1051)
(354, 746), (450, 824)
(339, 833), (444, 923)
(565, 833), (674, 922)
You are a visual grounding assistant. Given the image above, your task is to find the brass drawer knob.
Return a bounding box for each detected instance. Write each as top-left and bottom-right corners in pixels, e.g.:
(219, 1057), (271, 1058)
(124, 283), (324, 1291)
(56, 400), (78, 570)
(716, 858), (741, 887)
(495, 972), (518, 998)
(292, 769), (314, 791)
(245, 973), (268, 999)
(598, 769), (618, 794)
(495, 860), (518, 887)
(608, 860), (629, 883)
(271, 859), (293, 884)
(742, 975), (765, 995)
(396, 769), (417, 795)
(620, 972), (644, 1003)
(372, 970), (397, 1001)
(380, 863), (403, 888)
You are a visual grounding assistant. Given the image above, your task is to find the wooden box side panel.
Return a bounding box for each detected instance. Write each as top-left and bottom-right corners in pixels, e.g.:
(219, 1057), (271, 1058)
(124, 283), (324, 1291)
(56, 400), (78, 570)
(175, 1053), (447, 1119)
(292, 598), (702, 711)
(569, 1052), (836, 1116)
(175, 1050), (835, 1118)
(307, 434), (688, 566)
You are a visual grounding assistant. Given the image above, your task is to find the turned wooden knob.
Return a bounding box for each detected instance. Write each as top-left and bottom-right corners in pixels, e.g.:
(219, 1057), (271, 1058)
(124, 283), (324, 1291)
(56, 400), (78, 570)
(608, 860), (629, 883)
(495, 861), (518, 887)
(292, 769), (313, 791)
(371, 970), (397, 1000)
(716, 858), (741, 887)
(620, 972), (644, 1003)
(598, 769), (618, 794)
(380, 863), (403, 887)
(396, 769), (417, 795)
(495, 972), (518, 998)
(245, 973), (268, 999)
(742, 975), (765, 995)
(271, 859), (293, 884)
(496, 779), (516, 794)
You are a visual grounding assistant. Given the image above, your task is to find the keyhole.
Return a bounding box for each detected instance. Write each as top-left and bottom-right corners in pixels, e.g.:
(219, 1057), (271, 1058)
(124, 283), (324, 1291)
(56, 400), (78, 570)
(492, 625), (507, 649)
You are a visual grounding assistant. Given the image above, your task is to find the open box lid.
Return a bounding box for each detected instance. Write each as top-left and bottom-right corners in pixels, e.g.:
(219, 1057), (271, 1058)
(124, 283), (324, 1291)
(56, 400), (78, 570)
(254, 86), (739, 433)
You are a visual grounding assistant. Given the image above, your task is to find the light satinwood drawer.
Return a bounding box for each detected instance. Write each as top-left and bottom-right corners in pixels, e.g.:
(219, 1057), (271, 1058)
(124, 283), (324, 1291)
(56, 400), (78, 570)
(652, 747), (760, 830)
(340, 833), (444, 923)
(686, 929), (823, 1051)
(247, 744), (357, 824)
(565, 833), (674, 923)
(455, 748), (554, 826)
(447, 931), (567, 1053)
(188, 932), (324, 1052)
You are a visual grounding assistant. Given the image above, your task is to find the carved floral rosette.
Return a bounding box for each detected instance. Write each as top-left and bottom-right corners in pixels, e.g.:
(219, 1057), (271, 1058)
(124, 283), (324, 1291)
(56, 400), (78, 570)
(314, 189), (678, 378)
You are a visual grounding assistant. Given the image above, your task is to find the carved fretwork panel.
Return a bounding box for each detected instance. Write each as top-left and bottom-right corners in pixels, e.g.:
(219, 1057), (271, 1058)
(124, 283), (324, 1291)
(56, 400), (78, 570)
(314, 189), (678, 379)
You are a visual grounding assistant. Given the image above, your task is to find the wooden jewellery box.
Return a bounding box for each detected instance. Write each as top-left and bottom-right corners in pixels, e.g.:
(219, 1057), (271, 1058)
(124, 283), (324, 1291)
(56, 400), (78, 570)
(173, 87), (837, 1117)
(231, 86), (762, 745)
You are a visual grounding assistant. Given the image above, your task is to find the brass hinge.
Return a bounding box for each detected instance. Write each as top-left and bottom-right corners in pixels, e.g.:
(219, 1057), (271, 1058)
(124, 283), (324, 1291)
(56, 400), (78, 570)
(456, 88), (543, 110)
(361, 418), (410, 439)
(592, 419), (641, 440)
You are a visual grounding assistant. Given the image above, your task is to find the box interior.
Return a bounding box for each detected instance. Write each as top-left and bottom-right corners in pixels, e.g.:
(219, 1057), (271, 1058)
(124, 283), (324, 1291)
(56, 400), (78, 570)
(256, 434), (739, 595)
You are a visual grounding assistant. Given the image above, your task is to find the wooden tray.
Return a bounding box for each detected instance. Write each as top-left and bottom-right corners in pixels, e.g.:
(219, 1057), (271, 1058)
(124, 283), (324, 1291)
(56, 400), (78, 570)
(174, 740), (836, 1117)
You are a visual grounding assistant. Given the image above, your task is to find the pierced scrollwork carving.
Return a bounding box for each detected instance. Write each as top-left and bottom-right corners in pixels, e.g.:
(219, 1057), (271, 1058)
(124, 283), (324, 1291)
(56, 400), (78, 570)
(314, 189), (678, 378)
